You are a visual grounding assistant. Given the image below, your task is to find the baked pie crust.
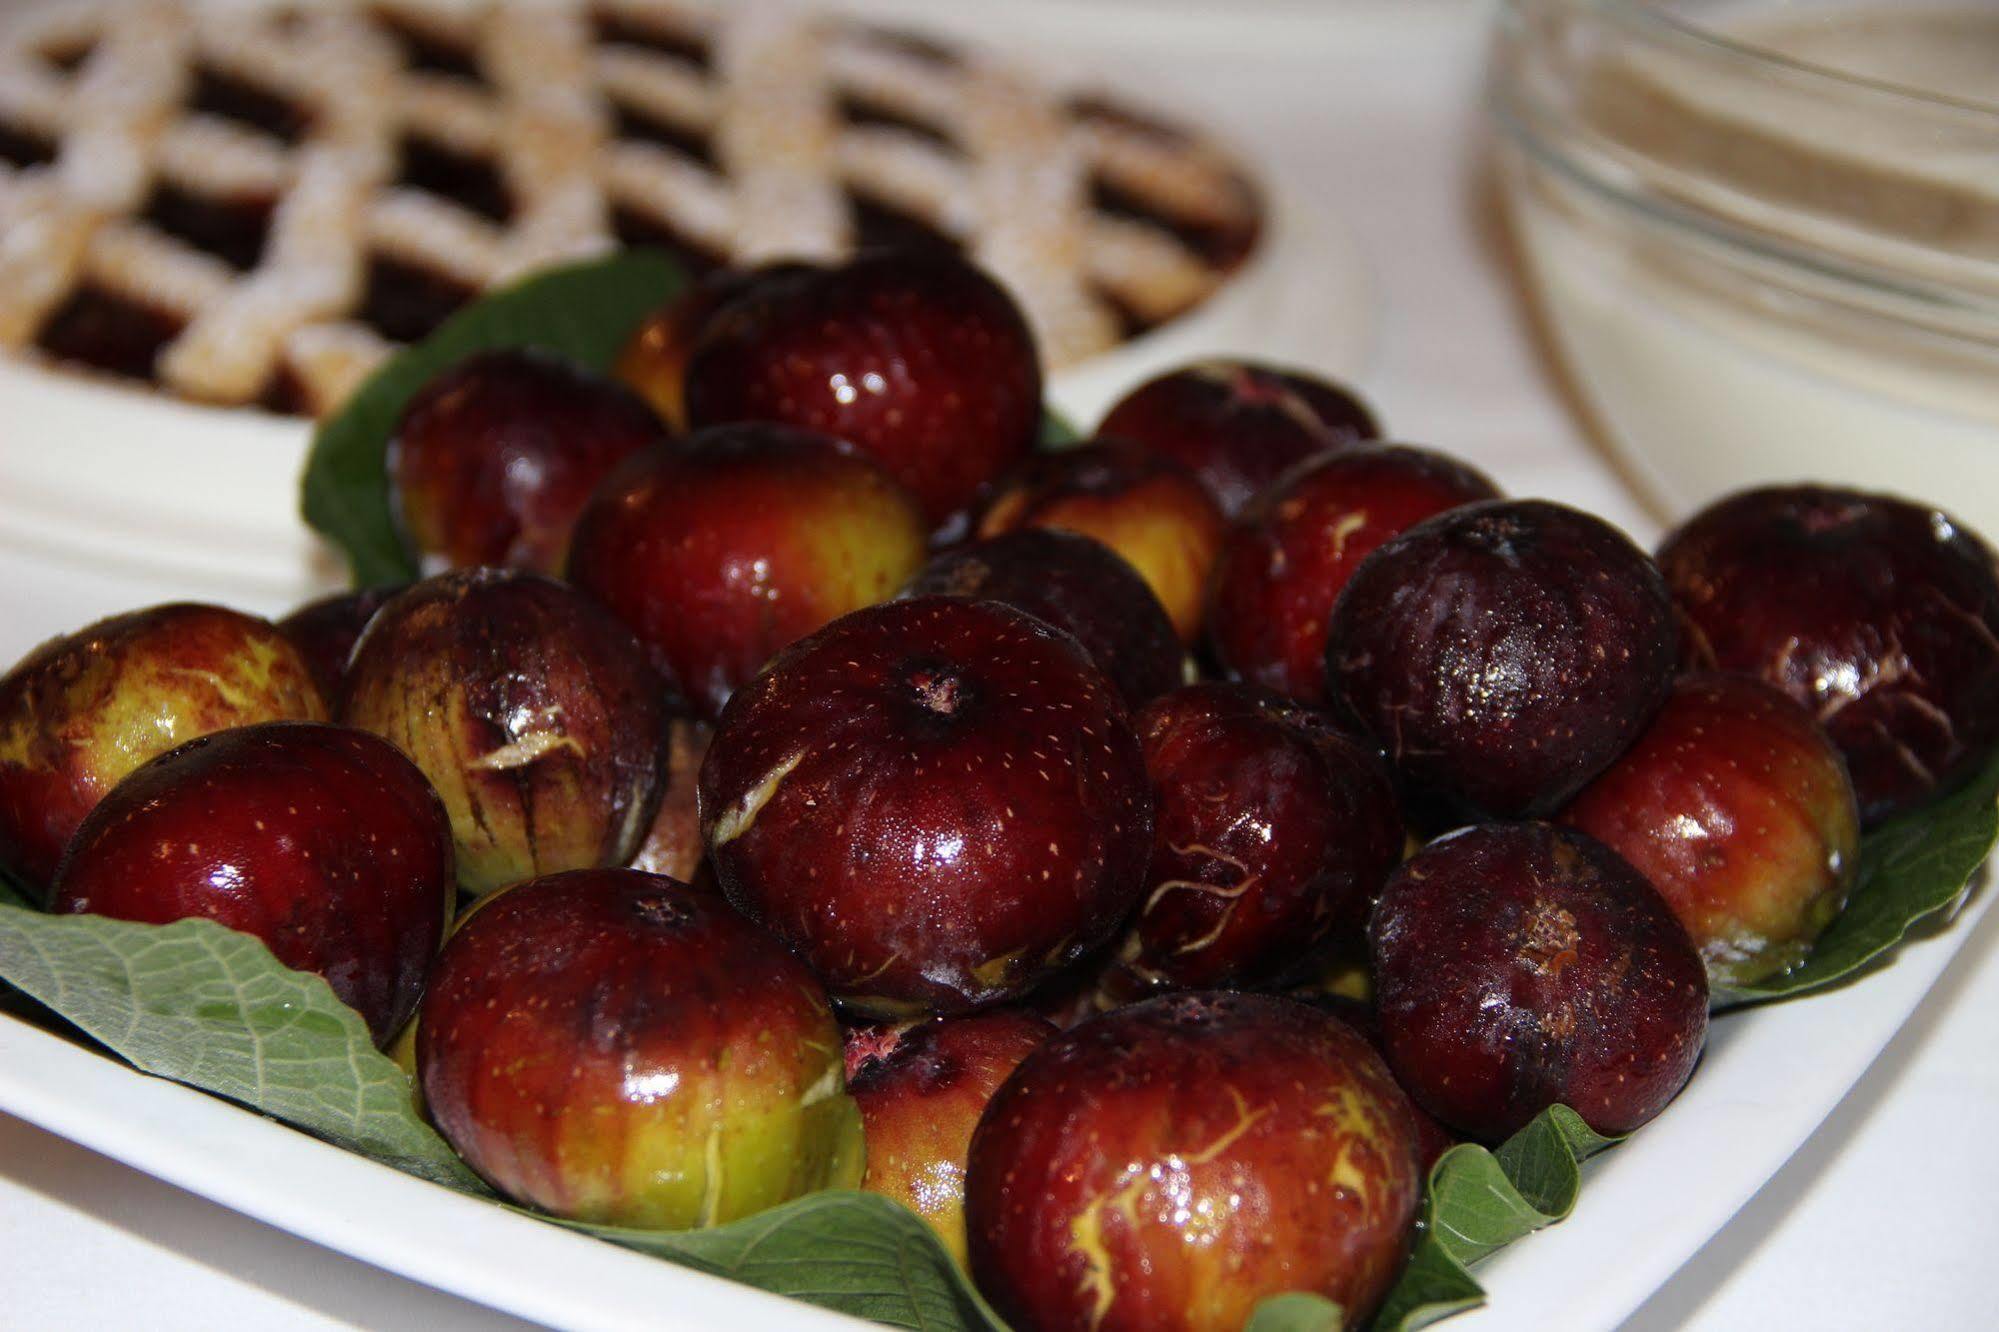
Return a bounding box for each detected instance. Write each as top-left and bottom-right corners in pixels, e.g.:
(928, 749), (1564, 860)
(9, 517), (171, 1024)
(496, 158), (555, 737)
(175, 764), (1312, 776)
(0, 0), (1263, 418)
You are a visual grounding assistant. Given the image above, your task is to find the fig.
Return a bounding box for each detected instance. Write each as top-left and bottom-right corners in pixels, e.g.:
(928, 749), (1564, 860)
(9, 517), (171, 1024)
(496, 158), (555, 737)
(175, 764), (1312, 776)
(418, 868), (863, 1227)
(1207, 444), (1499, 706)
(1562, 673), (1859, 986)
(699, 597), (1153, 1018)
(1369, 823), (1708, 1140)
(52, 721), (453, 1045)
(566, 423), (928, 720)
(846, 1009), (1056, 1265)
(965, 992), (1424, 1331)
(389, 348), (668, 575)
(1099, 683), (1405, 1000)
(343, 569), (665, 896)
(1327, 499), (1677, 818)
(1098, 360), (1381, 516)
(0, 603), (326, 894)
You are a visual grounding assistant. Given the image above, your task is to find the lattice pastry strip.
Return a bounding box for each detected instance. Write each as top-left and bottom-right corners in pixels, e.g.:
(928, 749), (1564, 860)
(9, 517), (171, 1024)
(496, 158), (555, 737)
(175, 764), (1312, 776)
(160, 8), (401, 403)
(0, 1), (189, 346)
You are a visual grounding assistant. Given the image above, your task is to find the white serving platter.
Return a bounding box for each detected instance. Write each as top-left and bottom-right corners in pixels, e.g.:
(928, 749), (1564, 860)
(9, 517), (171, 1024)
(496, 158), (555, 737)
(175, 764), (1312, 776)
(0, 866), (1988, 1331)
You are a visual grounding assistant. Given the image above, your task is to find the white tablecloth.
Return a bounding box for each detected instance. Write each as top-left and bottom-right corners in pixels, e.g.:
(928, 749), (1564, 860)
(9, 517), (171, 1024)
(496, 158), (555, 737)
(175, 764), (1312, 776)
(2, 3), (1990, 1327)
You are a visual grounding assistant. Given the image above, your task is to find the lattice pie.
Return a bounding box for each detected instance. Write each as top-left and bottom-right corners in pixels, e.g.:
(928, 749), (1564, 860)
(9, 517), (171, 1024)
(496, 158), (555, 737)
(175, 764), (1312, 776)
(0, 0), (1263, 417)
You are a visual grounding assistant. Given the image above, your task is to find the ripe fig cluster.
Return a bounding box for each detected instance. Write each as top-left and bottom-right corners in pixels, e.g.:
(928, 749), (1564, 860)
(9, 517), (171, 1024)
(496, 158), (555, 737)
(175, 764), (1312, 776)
(10, 245), (1999, 1332)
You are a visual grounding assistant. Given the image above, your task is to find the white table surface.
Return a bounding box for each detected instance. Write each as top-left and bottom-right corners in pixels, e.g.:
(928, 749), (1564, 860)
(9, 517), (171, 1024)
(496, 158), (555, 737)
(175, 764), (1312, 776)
(1, 2), (1991, 1328)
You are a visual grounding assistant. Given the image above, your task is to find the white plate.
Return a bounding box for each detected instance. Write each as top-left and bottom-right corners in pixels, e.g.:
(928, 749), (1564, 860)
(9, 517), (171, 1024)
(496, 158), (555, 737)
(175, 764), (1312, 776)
(0, 871), (1988, 1331)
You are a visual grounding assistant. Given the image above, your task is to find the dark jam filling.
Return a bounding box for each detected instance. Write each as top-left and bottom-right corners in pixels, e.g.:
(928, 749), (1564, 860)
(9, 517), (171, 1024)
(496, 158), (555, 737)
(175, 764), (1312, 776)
(397, 134), (513, 223)
(358, 253), (477, 344)
(590, 10), (711, 70)
(256, 363), (311, 415)
(610, 204), (725, 279)
(374, 13), (487, 85)
(35, 286), (186, 382)
(43, 43), (95, 75)
(0, 121), (57, 169)
(140, 183), (276, 271)
(1089, 173), (1259, 271)
(835, 93), (959, 157)
(189, 66), (313, 145)
(610, 101), (717, 171)
(849, 191), (960, 257)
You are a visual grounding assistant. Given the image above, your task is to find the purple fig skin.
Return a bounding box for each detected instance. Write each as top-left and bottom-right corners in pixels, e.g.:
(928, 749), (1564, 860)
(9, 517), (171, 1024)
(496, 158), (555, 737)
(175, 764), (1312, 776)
(418, 868), (863, 1228)
(1098, 360), (1382, 517)
(565, 423), (929, 722)
(1369, 823), (1709, 1142)
(964, 991), (1424, 1332)
(389, 348), (669, 575)
(276, 585), (403, 708)
(1099, 683), (1405, 1000)
(342, 569), (667, 897)
(0, 603), (327, 895)
(51, 721), (454, 1046)
(699, 596), (1154, 1019)
(904, 529), (1184, 710)
(1657, 485), (1999, 826)
(1326, 499), (1678, 819)
(684, 251), (1042, 531)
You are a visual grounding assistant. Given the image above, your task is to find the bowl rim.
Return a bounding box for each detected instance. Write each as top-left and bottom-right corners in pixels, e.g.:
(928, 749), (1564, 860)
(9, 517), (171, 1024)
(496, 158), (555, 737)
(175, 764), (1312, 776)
(1590, 0), (1999, 122)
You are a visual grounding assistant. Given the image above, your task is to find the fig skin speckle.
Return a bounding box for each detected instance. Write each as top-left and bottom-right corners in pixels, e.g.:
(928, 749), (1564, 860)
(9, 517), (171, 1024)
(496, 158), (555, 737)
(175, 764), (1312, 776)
(1369, 823), (1709, 1142)
(698, 596), (1154, 1018)
(1326, 499), (1678, 819)
(52, 721), (454, 1046)
(342, 569), (667, 897)
(1099, 682), (1405, 1000)
(418, 868), (862, 1228)
(1561, 673), (1859, 986)
(1657, 485), (1999, 826)
(964, 991), (1424, 1332)
(1207, 443), (1500, 707)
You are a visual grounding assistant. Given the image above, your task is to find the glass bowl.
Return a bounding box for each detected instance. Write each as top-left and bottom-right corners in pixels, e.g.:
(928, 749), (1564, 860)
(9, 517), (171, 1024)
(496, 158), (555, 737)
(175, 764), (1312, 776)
(1490, 0), (1999, 538)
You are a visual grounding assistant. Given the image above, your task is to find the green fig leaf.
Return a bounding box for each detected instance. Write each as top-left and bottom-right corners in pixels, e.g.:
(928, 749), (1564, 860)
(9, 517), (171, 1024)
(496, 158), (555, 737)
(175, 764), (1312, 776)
(1713, 750), (1999, 1009)
(1039, 407), (1082, 449)
(300, 250), (689, 588)
(0, 900), (482, 1191)
(578, 1191), (1006, 1330)
(1370, 1106), (1619, 1332)
(1245, 1291), (1346, 1331)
